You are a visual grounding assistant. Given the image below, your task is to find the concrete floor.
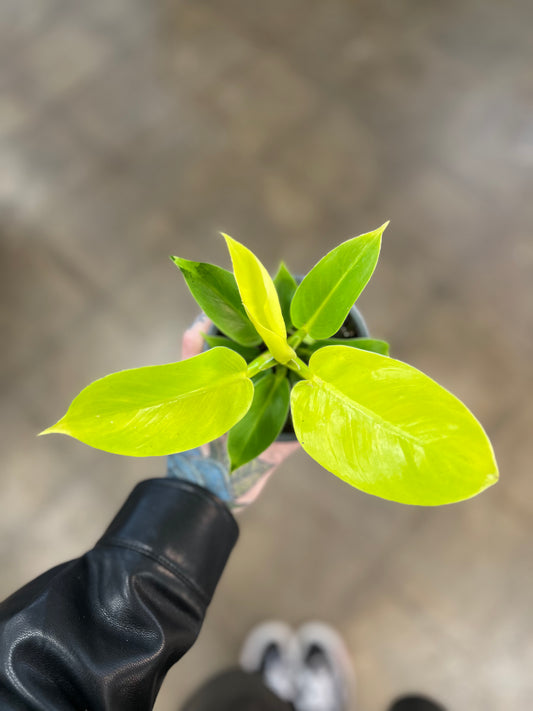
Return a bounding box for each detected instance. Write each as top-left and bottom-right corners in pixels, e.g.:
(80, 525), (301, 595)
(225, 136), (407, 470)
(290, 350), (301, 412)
(1, 1), (532, 709)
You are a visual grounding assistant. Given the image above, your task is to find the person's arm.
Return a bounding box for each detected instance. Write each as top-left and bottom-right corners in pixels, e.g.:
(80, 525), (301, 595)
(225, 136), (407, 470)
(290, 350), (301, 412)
(0, 478), (238, 711)
(0, 316), (299, 710)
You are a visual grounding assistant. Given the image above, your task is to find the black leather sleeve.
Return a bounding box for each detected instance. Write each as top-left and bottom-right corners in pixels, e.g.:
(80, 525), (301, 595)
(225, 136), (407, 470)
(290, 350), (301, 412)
(0, 478), (239, 711)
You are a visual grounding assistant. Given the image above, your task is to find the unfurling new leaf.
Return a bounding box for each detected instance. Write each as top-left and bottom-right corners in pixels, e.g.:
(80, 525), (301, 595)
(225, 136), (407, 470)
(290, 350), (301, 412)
(223, 233), (296, 364)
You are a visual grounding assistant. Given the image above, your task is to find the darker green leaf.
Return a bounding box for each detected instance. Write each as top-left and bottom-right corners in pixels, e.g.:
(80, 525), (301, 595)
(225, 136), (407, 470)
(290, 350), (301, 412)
(203, 334), (262, 362)
(171, 256), (261, 347)
(273, 261), (298, 330)
(228, 369), (290, 470)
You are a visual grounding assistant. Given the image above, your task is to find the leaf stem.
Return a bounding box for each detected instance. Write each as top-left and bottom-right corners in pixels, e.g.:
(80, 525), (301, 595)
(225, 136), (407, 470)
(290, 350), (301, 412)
(274, 365), (288, 381)
(286, 356), (313, 380)
(287, 329), (307, 350)
(246, 351), (276, 378)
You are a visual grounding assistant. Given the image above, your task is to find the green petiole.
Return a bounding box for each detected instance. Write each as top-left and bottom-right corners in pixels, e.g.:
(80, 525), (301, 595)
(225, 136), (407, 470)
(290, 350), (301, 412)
(285, 356), (313, 380)
(246, 351), (277, 378)
(287, 329), (307, 350)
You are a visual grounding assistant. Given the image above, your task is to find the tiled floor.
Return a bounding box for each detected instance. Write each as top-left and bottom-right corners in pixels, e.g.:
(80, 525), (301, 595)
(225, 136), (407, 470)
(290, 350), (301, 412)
(1, 1), (532, 710)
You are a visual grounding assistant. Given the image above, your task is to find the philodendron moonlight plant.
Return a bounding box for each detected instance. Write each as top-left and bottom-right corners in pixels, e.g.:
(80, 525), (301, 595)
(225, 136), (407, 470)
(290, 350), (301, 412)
(42, 224), (499, 506)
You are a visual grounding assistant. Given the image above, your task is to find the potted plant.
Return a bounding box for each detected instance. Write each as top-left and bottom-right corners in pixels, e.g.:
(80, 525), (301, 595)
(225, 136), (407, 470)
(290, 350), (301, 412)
(41, 224), (498, 506)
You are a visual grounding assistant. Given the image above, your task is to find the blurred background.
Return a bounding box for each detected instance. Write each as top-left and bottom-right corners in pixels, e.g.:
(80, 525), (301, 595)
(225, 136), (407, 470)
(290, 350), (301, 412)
(1, 0), (532, 709)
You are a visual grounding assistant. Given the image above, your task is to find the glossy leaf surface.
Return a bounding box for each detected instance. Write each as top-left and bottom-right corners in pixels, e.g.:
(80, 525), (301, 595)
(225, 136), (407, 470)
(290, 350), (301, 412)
(42, 348), (253, 457)
(291, 224), (387, 339)
(203, 334), (261, 362)
(301, 337), (390, 357)
(291, 346), (498, 505)
(223, 234), (295, 363)
(228, 370), (290, 470)
(273, 261), (298, 330)
(171, 257), (261, 346)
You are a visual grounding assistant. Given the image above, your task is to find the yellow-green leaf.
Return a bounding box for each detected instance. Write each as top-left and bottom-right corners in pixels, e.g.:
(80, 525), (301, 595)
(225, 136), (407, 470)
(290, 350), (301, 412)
(41, 348), (253, 457)
(223, 233), (295, 364)
(291, 346), (498, 506)
(301, 337), (390, 357)
(291, 224), (387, 339)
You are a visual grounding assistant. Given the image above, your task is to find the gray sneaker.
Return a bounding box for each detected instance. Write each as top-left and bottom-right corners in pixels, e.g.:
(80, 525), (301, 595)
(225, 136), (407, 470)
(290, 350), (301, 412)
(293, 622), (354, 711)
(239, 620), (295, 702)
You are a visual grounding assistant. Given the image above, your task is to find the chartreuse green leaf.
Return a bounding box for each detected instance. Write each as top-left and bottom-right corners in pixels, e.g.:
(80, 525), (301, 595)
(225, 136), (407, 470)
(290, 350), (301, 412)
(223, 234), (296, 364)
(41, 348), (253, 457)
(291, 224), (388, 339)
(273, 261), (298, 330)
(203, 334), (261, 362)
(171, 257), (261, 347)
(301, 337), (390, 357)
(228, 369), (290, 471)
(291, 346), (498, 505)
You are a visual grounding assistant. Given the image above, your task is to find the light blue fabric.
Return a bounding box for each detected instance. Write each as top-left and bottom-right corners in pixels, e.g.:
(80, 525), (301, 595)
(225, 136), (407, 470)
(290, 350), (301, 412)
(167, 448), (233, 502)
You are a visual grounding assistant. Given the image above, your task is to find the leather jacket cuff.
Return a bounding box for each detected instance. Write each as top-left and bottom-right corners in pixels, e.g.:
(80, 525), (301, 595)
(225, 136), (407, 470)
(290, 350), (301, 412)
(97, 478), (239, 603)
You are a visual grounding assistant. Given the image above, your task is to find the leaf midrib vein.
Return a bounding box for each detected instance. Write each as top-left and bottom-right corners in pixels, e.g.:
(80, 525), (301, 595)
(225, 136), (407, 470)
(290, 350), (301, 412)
(69, 374), (248, 423)
(302, 243), (371, 332)
(313, 376), (424, 447)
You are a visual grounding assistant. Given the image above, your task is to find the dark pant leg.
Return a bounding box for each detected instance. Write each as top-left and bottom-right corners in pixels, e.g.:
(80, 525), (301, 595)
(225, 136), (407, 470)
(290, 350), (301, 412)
(180, 668), (294, 711)
(388, 696), (447, 711)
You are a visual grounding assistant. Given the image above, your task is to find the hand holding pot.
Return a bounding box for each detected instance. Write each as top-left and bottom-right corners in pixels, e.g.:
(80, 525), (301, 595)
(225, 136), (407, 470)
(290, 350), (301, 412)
(167, 314), (300, 511)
